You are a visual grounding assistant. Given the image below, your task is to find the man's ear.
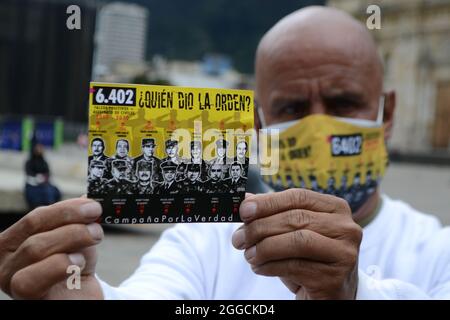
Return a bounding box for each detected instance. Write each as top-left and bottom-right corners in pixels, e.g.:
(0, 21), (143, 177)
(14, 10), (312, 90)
(383, 91), (396, 140)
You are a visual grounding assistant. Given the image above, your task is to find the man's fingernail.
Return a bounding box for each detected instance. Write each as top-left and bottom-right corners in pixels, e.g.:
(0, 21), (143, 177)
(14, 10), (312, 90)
(68, 253), (86, 268)
(232, 229), (246, 249)
(240, 202), (257, 220)
(245, 245), (256, 261)
(80, 201), (102, 218)
(86, 223), (103, 241)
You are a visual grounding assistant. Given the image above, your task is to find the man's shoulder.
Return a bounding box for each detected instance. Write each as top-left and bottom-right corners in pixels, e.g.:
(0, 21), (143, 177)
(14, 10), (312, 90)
(363, 195), (443, 249)
(382, 195), (442, 230)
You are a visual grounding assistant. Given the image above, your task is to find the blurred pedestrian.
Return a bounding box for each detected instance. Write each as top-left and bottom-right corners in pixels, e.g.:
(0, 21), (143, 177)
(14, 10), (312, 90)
(24, 135), (61, 210)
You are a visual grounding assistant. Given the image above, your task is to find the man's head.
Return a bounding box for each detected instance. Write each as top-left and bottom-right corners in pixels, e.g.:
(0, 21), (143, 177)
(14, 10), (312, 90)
(116, 139), (129, 158)
(236, 141), (248, 159)
(142, 138), (155, 158)
(190, 141), (202, 160)
(255, 6), (395, 137)
(230, 162), (243, 180)
(136, 161), (152, 182)
(209, 163), (223, 181)
(160, 161), (177, 183)
(90, 160), (105, 178)
(186, 163), (201, 182)
(111, 160), (128, 180)
(91, 138), (105, 156)
(216, 139), (228, 158)
(165, 139), (178, 158)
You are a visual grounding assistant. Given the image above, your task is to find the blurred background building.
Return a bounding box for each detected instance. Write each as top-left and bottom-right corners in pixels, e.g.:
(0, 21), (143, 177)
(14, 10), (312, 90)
(0, 0), (96, 124)
(329, 0), (450, 153)
(92, 2), (148, 80)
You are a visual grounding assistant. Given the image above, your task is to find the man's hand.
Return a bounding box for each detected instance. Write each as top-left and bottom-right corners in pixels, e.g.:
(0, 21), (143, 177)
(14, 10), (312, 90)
(0, 198), (104, 299)
(232, 189), (362, 300)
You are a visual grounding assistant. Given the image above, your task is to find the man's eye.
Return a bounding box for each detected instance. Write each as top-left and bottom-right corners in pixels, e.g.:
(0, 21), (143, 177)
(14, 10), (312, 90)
(326, 97), (361, 116)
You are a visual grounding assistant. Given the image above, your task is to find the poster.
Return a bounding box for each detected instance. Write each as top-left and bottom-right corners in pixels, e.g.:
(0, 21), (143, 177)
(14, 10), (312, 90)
(87, 82), (254, 224)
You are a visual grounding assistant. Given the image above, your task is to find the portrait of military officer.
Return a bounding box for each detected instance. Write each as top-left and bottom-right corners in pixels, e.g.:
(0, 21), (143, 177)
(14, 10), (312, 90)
(225, 162), (247, 193)
(203, 163), (229, 193)
(88, 138), (108, 172)
(189, 140), (209, 181)
(88, 137), (108, 163)
(337, 173), (351, 202)
(179, 163), (204, 194)
(296, 174), (306, 189)
(209, 138), (233, 179)
(347, 172), (365, 208)
(309, 174), (324, 194)
(153, 160), (180, 195)
(273, 174), (283, 191)
(132, 161), (153, 194)
(325, 176), (338, 196)
(364, 170), (377, 197)
(102, 159), (134, 195)
(285, 174), (295, 189)
(105, 139), (134, 180)
(133, 138), (162, 184)
(234, 140), (249, 177)
(87, 160), (107, 194)
(161, 139), (186, 165)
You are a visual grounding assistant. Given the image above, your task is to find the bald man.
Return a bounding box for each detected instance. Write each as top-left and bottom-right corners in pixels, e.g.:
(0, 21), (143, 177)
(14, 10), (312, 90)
(1, 7), (449, 300)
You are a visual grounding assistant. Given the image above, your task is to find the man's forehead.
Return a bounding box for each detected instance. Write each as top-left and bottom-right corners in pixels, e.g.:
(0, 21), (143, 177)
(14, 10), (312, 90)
(255, 7), (382, 96)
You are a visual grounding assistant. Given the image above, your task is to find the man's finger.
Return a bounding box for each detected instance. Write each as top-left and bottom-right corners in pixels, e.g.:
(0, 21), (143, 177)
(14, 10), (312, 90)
(244, 229), (350, 265)
(239, 188), (350, 222)
(0, 198), (102, 250)
(251, 258), (336, 293)
(1, 223), (102, 294)
(9, 253), (84, 299)
(233, 209), (353, 249)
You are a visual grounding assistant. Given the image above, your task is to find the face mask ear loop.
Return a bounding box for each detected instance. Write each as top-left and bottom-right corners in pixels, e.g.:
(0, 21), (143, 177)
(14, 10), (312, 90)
(256, 105), (267, 128)
(376, 95), (385, 126)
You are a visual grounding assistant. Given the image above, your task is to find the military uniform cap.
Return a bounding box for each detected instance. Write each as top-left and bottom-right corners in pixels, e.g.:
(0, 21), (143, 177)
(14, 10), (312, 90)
(137, 161), (152, 171)
(165, 139), (178, 148)
(160, 160), (177, 171)
(112, 159), (128, 169)
(142, 138), (155, 146)
(90, 160), (106, 168)
(186, 163), (201, 172)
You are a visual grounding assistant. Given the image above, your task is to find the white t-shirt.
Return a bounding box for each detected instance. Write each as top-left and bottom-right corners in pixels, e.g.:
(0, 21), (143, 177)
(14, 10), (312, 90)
(98, 195), (450, 299)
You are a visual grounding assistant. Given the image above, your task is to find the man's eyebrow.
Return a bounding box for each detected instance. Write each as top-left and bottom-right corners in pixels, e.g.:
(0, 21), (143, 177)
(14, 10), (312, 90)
(270, 96), (310, 111)
(322, 91), (366, 103)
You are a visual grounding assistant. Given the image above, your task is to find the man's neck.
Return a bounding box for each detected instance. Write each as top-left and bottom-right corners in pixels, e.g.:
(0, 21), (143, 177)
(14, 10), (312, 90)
(140, 180), (150, 186)
(352, 189), (381, 227)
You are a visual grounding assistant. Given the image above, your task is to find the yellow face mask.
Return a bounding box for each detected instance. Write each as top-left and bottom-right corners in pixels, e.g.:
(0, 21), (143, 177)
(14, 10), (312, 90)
(259, 98), (388, 213)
